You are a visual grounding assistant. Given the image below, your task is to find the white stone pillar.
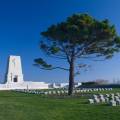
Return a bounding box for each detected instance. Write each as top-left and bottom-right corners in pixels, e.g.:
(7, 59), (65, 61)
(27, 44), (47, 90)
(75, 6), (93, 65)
(5, 55), (24, 84)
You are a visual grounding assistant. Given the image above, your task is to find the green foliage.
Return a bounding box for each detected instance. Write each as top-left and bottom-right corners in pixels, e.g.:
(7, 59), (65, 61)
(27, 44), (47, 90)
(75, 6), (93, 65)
(35, 13), (120, 69)
(34, 58), (52, 69)
(82, 81), (97, 86)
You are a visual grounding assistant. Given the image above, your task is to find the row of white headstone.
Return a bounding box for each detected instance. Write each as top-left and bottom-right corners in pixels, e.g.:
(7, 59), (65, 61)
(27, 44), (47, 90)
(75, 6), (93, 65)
(15, 89), (69, 95)
(15, 89), (45, 94)
(74, 88), (112, 93)
(15, 88), (112, 95)
(89, 93), (120, 106)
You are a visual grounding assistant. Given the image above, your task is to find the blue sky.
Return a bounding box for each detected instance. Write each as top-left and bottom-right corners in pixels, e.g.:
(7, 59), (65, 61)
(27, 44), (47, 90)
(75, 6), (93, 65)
(0, 0), (120, 83)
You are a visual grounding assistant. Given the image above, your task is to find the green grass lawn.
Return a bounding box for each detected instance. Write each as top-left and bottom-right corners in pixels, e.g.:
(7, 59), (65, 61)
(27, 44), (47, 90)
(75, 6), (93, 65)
(0, 89), (120, 120)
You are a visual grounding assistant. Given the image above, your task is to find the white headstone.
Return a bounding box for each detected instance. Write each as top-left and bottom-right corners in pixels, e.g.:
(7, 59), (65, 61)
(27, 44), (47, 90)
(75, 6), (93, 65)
(5, 55), (24, 84)
(109, 100), (116, 106)
(89, 99), (94, 104)
(94, 97), (100, 103)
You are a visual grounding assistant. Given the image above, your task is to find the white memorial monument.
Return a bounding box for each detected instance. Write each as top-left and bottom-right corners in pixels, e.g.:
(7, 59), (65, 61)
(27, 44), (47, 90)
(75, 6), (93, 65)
(0, 55), (49, 90)
(6, 56), (24, 84)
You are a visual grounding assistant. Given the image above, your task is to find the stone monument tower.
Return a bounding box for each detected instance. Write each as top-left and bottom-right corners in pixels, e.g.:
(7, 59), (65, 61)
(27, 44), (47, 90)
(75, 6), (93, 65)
(5, 55), (24, 84)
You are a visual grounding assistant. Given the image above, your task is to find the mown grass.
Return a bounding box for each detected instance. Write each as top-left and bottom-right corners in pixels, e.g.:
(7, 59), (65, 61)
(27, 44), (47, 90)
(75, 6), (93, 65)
(0, 89), (120, 120)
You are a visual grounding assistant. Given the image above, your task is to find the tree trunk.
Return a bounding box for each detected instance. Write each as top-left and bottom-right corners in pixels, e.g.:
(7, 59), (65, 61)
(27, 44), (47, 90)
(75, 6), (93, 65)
(68, 57), (74, 95)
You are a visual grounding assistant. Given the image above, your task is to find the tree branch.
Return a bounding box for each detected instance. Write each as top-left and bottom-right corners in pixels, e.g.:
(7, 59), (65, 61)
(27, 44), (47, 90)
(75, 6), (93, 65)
(34, 64), (69, 71)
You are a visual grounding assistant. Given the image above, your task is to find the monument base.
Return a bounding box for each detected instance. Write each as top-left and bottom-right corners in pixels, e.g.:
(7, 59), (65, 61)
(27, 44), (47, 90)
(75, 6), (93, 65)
(0, 81), (49, 90)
